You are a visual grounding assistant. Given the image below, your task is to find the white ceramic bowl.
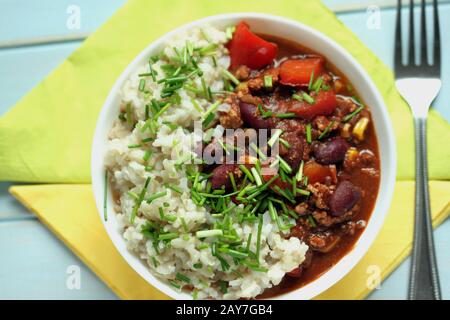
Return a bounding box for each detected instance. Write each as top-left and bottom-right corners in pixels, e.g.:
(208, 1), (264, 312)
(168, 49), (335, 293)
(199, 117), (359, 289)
(92, 13), (397, 300)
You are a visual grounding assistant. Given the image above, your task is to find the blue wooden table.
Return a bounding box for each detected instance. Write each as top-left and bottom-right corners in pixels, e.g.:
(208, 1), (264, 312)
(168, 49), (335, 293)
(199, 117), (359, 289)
(0, 0), (449, 299)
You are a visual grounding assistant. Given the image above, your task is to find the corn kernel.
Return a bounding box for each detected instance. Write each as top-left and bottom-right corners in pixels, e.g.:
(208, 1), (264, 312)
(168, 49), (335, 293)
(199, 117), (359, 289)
(341, 123), (351, 138)
(352, 117), (369, 141)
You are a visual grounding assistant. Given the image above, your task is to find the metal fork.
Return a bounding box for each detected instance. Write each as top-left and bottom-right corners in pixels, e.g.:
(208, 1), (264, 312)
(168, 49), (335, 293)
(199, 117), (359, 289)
(394, 0), (441, 300)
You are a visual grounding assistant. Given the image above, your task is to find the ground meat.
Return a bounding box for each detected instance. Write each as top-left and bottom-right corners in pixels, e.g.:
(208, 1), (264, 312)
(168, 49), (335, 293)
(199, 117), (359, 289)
(247, 68), (280, 91)
(290, 223), (309, 241)
(311, 203), (360, 227)
(360, 167), (380, 178)
(334, 96), (358, 118)
(339, 221), (357, 236)
(307, 231), (341, 253)
(219, 102), (243, 129)
(234, 65), (250, 80)
(239, 93), (263, 106)
(294, 202), (309, 216)
(307, 183), (335, 210)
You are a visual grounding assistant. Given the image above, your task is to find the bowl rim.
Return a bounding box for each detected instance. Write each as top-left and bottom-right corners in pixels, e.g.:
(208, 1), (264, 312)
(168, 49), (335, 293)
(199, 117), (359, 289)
(91, 12), (397, 300)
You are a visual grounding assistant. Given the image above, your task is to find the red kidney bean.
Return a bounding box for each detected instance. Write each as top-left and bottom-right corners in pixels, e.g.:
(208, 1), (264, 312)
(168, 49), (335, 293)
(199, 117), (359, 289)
(239, 102), (276, 129)
(314, 137), (349, 164)
(329, 180), (361, 217)
(279, 132), (304, 171)
(210, 164), (240, 190)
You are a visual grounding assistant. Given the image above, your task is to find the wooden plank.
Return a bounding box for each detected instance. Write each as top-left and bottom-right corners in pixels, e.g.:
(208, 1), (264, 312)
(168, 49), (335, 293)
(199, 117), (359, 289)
(0, 182), (32, 219)
(0, 0), (125, 44)
(0, 219), (117, 299)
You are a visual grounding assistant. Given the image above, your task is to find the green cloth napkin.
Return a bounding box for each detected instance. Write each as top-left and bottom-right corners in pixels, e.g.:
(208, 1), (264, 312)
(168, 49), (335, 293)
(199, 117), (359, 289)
(0, 0), (449, 183)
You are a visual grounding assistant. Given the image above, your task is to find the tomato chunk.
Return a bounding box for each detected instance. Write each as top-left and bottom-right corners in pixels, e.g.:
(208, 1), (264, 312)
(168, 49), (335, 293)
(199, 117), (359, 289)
(227, 21), (278, 70)
(288, 90), (337, 120)
(303, 161), (337, 184)
(262, 170), (292, 194)
(279, 58), (324, 86)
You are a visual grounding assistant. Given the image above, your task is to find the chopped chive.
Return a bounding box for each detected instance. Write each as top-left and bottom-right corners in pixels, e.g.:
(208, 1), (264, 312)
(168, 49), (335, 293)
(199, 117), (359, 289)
(273, 185), (296, 204)
(196, 229), (223, 238)
(225, 249), (248, 259)
(239, 165), (255, 183)
(128, 143), (142, 149)
(219, 280), (228, 294)
(296, 188), (311, 196)
(139, 79), (146, 92)
(343, 105), (364, 122)
(222, 69), (240, 86)
(279, 138), (291, 149)
(143, 150), (152, 162)
(296, 160), (304, 182)
(268, 129), (283, 147)
(250, 167), (263, 186)
(142, 137), (154, 143)
(274, 112), (296, 119)
(264, 75), (272, 88)
(125, 103), (133, 127)
(201, 78), (210, 100)
(203, 101), (220, 120)
(176, 272), (191, 284)
(229, 172), (237, 192)
(190, 98), (203, 113)
(292, 93), (303, 101)
(193, 262), (203, 269)
(146, 191), (167, 204)
(103, 171), (108, 221)
(127, 191), (139, 200)
(148, 63), (157, 82)
(302, 92), (315, 104)
(202, 112), (215, 127)
(318, 121), (335, 140)
(308, 70), (315, 91)
(130, 177), (151, 223)
(256, 214), (263, 264)
(306, 123), (312, 144)
(168, 280), (181, 289)
(257, 104), (273, 119)
(276, 155), (292, 174)
(249, 143), (266, 161)
(158, 232), (179, 240)
(268, 201), (278, 221)
(166, 184), (183, 194)
(246, 233), (253, 252)
(312, 76), (324, 93)
(154, 103), (171, 119)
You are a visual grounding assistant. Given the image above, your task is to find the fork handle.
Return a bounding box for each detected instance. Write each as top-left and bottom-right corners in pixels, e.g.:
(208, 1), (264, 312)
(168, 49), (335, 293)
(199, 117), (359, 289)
(408, 117), (441, 300)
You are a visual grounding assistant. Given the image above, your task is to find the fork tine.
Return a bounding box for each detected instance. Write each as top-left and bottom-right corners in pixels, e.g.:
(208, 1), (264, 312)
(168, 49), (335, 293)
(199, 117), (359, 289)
(395, 0), (403, 68)
(433, 0), (441, 70)
(408, 0), (416, 65)
(420, 0), (427, 65)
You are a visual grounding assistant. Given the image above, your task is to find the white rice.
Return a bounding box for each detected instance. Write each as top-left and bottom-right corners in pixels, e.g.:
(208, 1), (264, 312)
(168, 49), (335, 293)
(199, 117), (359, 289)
(105, 25), (308, 299)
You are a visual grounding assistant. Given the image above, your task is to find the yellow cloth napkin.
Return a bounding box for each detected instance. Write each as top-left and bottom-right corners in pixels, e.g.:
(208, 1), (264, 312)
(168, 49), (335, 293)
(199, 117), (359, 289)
(1, 0), (450, 299)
